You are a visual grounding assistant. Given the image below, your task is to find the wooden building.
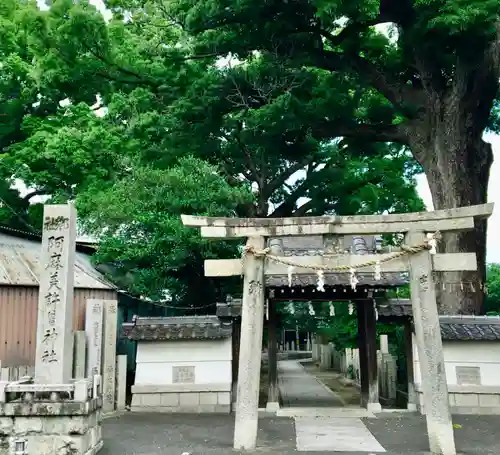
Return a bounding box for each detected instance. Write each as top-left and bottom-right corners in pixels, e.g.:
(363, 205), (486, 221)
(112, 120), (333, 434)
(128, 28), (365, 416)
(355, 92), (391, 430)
(0, 225), (165, 367)
(0, 225), (117, 366)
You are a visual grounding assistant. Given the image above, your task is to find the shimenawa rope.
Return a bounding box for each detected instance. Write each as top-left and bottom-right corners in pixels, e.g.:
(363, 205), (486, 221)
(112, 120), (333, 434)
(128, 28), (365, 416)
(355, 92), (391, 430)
(241, 231), (441, 272)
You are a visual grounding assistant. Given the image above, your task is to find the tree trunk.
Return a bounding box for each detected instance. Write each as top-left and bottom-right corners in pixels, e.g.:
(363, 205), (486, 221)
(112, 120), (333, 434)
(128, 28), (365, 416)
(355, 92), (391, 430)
(410, 117), (493, 315)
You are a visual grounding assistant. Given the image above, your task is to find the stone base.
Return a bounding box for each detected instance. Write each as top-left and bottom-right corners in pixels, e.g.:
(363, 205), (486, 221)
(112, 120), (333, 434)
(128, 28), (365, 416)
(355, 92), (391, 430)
(131, 384), (231, 413)
(0, 399), (102, 455)
(366, 402), (382, 413)
(265, 402), (280, 412)
(415, 385), (500, 415)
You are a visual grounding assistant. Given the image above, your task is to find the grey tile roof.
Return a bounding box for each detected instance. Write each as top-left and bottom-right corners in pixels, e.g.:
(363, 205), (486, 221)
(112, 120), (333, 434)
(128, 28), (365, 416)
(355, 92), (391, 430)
(266, 235), (407, 288)
(122, 315), (233, 341)
(439, 316), (500, 341)
(218, 298), (500, 342)
(377, 299), (413, 318)
(378, 301), (500, 341)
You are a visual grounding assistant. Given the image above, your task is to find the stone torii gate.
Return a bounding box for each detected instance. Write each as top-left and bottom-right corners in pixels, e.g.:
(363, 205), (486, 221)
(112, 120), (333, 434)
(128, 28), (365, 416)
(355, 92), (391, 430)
(182, 203), (493, 455)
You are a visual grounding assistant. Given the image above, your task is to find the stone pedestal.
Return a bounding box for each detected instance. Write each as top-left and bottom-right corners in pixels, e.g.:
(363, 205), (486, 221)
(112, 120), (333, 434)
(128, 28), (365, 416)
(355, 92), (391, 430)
(0, 378), (103, 455)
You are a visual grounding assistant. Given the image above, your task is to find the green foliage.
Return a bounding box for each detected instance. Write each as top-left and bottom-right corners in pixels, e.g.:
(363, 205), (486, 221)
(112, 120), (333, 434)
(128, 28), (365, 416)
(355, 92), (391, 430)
(77, 156), (252, 302)
(0, 181), (43, 231)
(485, 263), (500, 315)
(0, 0), (426, 304)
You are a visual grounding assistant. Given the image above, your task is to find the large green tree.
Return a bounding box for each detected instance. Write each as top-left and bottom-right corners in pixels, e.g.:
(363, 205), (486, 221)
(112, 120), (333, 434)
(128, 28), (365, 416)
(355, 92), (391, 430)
(0, 0), (424, 303)
(159, 0), (500, 314)
(77, 156), (253, 304)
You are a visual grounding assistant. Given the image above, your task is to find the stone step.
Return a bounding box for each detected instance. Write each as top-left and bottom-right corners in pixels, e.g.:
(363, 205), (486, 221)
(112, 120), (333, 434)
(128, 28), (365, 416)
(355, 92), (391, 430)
(276, 407), (376, 418)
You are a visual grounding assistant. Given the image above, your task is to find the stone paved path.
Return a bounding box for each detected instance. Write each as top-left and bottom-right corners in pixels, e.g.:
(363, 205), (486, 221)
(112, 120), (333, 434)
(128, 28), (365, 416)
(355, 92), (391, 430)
(278, 360), (383, 451)
(278, 359), (345, 408)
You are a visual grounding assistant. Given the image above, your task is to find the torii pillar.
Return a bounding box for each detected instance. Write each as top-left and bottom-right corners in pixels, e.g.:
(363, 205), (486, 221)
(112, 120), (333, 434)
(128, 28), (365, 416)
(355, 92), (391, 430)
(233, 237), (266, 450)
(406, 231), (455, 455)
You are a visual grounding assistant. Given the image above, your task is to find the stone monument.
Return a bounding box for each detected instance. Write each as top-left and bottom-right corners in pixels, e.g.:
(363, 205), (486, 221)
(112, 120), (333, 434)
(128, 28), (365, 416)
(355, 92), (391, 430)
(0, 204), (103, 455)
(102, 300), (118, 414)
(85, 300), (104, 378)
(35, 205), (76, 384)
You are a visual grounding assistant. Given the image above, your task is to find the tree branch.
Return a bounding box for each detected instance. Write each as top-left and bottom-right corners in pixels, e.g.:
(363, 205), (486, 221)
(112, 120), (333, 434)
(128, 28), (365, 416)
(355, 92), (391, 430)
(312, 49), (410, 109)
(270, 160), (341, 217)
(315, 121), (408, 144)
(291, 174), (385, 216)
(265, 156), (314, 197)
(22, 189), (51, 202)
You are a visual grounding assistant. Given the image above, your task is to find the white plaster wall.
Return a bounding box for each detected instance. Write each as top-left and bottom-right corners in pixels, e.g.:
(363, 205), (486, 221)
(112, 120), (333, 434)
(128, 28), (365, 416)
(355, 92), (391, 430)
(135, 339), (232, 386)
(413, 335), (500, 387)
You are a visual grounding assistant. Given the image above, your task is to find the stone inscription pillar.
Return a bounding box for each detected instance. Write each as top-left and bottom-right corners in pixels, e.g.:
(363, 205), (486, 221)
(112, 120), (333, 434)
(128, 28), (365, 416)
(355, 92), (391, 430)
(404, 321), (417, 411)
(73, 331), (87, 379)
(233, 236), (266, 450)
(102, 300), (118, 413)
(86, 299), (104, 378)
(35, 203), (77, 384)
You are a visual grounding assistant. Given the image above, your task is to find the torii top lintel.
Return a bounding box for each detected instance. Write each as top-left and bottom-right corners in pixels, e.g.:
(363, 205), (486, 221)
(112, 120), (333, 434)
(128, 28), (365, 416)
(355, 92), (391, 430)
(181, 203), (494, 239)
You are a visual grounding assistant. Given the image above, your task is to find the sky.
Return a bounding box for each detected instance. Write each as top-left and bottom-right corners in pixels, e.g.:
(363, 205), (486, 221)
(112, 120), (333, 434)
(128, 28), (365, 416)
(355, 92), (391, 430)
(31, 0), (500, 262)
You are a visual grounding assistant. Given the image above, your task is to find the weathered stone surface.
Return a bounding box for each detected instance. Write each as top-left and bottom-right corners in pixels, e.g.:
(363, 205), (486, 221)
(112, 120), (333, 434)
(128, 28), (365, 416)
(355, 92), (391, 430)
(85, 300), (104, 378)
(0, 410), (102, 455)
(199, 393), (217, 406)
(407, 231), (456, 455)
(179, 393), (200, 407)
(102, 300), (118, 413)
(35, 204), (77, 384)
(116, 355), (127, 410)
(0, 398), (102, 416)
(141, 394), (159, 407)
(233, 236), (266, 450)
(130, 392), (232, 414)
(217, 392), (231, 405)
(73, 331), (87, 379)
(129, 404), (231, 414)
(0, 417), (13, 435)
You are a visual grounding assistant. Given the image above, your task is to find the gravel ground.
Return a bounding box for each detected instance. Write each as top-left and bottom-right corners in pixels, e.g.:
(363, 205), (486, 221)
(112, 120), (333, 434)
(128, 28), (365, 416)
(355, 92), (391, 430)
(100, 412), (500, 455)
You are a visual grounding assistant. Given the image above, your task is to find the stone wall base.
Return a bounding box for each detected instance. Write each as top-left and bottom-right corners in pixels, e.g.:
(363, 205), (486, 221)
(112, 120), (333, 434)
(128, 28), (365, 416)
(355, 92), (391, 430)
(131, 388), (231, 414)
(415, 386), (500, 415)
(0, 408), (102, 455)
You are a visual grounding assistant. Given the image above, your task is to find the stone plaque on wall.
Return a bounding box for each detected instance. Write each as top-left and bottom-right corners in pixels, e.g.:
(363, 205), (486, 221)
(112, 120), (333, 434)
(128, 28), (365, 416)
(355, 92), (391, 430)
(172, 366), (195, 384)
(456, 366), (481, 385)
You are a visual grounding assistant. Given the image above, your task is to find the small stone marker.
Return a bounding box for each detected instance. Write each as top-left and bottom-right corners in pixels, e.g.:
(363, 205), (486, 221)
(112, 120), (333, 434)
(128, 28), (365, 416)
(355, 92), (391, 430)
(380, 335), (389, 354)
(73, 331), (87, 379)
(102, 300), (118, 412)
(116, 355), (127, 410)
(35, 203), (77, 384)
(85, 299), (104, 378)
